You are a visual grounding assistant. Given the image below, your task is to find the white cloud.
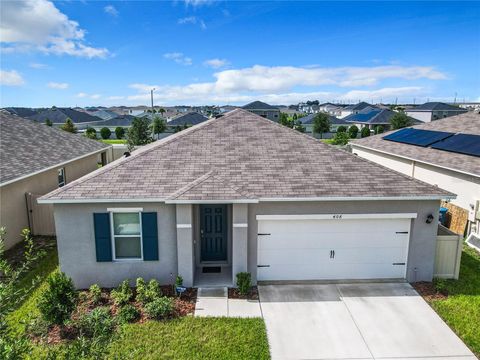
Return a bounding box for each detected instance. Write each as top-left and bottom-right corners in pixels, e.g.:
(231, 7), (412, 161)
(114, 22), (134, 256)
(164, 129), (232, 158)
(104, 5), (118, 17)
(76, 92), (88, 98)
(0, 70), (25, 86)
(47, 82), (69, 89)
(204, 58), (229, 69)
(107, 95), (124, 100)
(177, 16), (206, 30)
(90, 94), (101, 99)
(184, 0), (215, 7)
(0, 0), (109, 58)
(29, 62), (49, 69)
(76, 92), (101, 99)
(163, 52), (192, 66)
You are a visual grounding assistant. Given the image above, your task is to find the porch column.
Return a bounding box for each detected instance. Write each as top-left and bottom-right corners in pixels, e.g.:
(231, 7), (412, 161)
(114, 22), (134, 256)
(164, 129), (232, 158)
(232, 204), (248, 285)
(176, 204), (194, 287)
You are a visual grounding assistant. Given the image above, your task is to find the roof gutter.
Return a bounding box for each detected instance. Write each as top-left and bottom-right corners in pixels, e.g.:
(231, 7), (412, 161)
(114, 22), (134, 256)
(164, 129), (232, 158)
(0, 146), (111, 188)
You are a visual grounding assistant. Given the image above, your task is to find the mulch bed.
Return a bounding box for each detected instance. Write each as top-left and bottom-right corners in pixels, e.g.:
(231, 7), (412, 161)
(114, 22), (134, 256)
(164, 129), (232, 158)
(228, 286), (259, 300)
(412, 281), (448, 301)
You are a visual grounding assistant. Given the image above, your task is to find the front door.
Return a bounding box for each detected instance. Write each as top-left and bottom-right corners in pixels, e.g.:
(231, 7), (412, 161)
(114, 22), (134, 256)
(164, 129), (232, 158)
(200, 204), (227, 262)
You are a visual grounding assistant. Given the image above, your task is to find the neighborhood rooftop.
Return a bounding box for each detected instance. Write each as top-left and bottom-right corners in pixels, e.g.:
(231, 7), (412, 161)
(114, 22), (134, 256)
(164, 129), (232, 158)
(0, 113), (109, 185)
(353, 112), (480, 176)
(407, 102), (469, 112)
(242, 101), (279, 110)
(40, 109), (452, 203)
(167, 112), (209, 126)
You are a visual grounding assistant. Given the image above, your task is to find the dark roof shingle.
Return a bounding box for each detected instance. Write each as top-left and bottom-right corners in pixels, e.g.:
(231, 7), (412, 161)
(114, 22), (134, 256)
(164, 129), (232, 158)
(168, 112), (208, 126)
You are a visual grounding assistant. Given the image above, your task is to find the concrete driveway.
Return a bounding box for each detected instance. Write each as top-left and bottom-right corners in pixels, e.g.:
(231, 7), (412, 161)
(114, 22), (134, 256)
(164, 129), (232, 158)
(258, 283), (475, 360)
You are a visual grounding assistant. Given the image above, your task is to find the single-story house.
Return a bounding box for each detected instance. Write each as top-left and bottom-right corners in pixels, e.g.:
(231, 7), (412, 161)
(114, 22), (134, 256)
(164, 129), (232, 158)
(339, 102), (374, 118)
(344, 107), (419, 132)
(0, 113), (111, 249)
(297, 113), (348, 137)
(167, 112), (208, 128)
(39, 109), (454, 289)
(351, 112), (480, 236)
(242, 101), (280, 122)
(28, 107), (103, 125)
(405, 102), (468, 122)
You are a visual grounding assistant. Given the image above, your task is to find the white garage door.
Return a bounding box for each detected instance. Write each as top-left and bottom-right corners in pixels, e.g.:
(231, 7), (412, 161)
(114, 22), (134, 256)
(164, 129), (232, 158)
(257, 215), (412, 281)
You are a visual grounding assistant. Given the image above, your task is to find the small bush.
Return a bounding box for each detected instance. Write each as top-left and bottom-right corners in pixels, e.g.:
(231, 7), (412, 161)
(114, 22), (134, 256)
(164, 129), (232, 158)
(100, 127), (111, 139)
(236, 272), (252, 296)
(175, 275), (183, 287)
(111, 279), (133, 306)
(433, 277), (449, 295)
(38, 270), (77, 325)
(331, 131), (350, 145)
(89, 284), (102, 304)
(336, 125), (347, 133)
(26, 317), (50, 339)
(136, 278), (162, 305)
(360, 126), (371, 138)
(117, 304), (140, 324)
(77, 307), (115, 339)
(348, 125), (359, 139)
(144, 297), (174, 319)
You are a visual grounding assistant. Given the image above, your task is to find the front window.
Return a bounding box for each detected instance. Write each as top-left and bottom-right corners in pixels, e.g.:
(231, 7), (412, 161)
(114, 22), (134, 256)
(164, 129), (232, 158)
(112, 212), (142, 260)
(58, 168), (66, 187)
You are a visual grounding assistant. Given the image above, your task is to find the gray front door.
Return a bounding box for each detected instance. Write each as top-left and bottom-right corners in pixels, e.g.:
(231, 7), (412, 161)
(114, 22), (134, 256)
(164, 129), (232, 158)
(200, 204), (227, 262)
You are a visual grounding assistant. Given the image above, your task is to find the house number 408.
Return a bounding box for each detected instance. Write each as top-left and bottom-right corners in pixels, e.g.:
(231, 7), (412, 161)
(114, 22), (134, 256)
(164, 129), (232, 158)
(332, 214), (343, 219)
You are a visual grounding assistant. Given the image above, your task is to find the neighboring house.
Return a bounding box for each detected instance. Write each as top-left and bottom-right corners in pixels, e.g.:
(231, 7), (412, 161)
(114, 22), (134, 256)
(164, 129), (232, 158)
(405, 102), (468, 122)
(242, 101), (280, 121)
(344, 107), (419, 131)
(3, 107), (40, 117)
(351, 112), (480, 236)
(78, 115), (137, 132)
(39, 109), (453, 289)
(339, 102), (374, 118)
(0, 113), (111, 249)
(318, 103), (344, 117)
(297, 113), (348, 137)
(167, 112), (209, 128)
(90, 110), (119, 121)
(28, 107), (103, 125)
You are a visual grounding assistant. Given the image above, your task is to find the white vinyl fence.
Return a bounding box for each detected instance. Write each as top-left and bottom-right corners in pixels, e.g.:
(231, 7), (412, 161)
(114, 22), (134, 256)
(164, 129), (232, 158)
(434, 224), (463, 279)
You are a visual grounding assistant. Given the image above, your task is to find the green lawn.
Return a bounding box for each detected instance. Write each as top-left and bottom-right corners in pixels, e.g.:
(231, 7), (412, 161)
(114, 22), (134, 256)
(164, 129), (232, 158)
(427, 246), (480, 356)
(100, 139), (127, 144)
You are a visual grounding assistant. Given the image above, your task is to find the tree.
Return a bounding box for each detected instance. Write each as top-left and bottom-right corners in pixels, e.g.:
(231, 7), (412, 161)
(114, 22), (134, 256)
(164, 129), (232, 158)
(60, 118), (77, 133)
(152, 116), (166, 140)
(45, 118), (52, 127)
(294, 119), (305, 133)
(390, 111), (413, 130)
(159, 108), (166, 116)
(336, 125), (347, 133)
(361, 126), (371, 138)
(331, 131), (350, 145)
(312, 113), (330, 139)
(100, 127), (111, 139)
(374, 125), (385, 135)
(115, 127), (125, 139)
(348, 125), (359, 139)
(279, 113), (293, 128)
(292, 113), (298, 120)
(126, 117), (152, 152)
(85, 127), (97, 139)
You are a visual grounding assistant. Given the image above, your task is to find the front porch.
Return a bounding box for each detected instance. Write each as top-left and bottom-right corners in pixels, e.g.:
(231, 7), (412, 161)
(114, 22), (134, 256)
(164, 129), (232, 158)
(175, 203), (249, 288)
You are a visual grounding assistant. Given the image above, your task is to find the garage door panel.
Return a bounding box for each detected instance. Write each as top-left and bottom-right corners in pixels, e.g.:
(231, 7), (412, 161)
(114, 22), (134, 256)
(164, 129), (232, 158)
(257, 217), (410, 281)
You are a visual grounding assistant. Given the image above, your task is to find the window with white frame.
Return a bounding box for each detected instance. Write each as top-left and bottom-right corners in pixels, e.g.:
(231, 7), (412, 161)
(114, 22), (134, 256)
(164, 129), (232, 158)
(111, 212), (142, 260)
(58, 168), (66, 187)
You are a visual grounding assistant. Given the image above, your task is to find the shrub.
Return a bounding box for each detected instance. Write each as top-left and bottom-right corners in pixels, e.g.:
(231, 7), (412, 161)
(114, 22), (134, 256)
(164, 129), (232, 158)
(144, 297), (174, 319)
(100, 127), (111, 140)
(38, 270), (77, 325)
(115, 126), (125, 139)
(175, 275), (183, 287)
(433, 278), (449, 295)
(360, 126), (371, 138)
(336, 125), (347, 133)
(89, 284), (102, 304)
(236, 272), (252, 296)
(116, 304), (140, 324)
(111, 280), (133, 306)
(26, 317), (50, 339)
(77, 307), (115, 340)
(374, 125), (384, 134)
(331, 131), (350, 146)
(348, 125), (359, 139)
(136, 278), (161, 305)
(85, 127), (97, 139)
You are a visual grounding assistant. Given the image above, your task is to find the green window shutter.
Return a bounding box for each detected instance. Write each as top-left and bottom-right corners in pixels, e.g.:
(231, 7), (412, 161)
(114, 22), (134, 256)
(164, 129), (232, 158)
(142, 212), (159, 261)
(93, 213), (112, 262)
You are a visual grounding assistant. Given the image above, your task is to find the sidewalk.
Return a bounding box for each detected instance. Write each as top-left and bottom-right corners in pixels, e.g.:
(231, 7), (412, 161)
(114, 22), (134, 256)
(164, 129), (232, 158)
(194, 287), (262, 317)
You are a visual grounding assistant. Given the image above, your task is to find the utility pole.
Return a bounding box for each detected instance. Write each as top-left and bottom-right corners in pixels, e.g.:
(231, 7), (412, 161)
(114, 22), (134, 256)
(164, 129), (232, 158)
(150, 88), (156, 115)
(454, 92), (457, 104)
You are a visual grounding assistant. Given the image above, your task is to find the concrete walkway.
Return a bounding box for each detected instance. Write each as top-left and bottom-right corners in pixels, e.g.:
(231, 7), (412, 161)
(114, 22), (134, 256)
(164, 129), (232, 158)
(259, 283), (476, 360)
(194, 287), (262, 317)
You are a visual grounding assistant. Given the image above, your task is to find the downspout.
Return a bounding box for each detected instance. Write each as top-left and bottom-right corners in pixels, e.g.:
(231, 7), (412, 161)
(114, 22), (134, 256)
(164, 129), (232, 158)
(411, 160), (416, 178)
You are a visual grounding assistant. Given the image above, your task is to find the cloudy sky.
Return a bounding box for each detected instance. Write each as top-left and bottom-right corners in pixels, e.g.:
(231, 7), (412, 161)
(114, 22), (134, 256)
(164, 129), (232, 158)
(0, 0), (479, 107)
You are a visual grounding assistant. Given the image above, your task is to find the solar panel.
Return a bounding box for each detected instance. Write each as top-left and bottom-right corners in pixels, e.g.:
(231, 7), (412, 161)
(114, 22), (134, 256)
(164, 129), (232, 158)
(383, 128), (454, 147)
(431, 133), (480, 157)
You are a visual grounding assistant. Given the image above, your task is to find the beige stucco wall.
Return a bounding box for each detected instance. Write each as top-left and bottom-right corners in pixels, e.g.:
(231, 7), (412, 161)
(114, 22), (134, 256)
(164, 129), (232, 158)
(0, 152), (105, 249)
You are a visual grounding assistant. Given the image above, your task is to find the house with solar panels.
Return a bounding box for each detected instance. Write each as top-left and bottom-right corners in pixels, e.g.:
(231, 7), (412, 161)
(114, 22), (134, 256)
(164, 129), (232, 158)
(405, 102), (467, 122)
(344, 107), (419, 132)
(351, 112), (480, 237)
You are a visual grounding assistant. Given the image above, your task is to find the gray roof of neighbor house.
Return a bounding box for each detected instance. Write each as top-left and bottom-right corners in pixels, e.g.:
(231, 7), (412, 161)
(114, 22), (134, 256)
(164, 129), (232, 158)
(298, 113), (348, 125)
(90, 110), (119, 121)
(344, 108), (420, 125)
(406, 102), (468, 112)
(0, 113), (110, 185)
(3, 107), (39, 117)
(40, 109), (452, 203)
(352, 112), (480, 176)
(28, 107), (103, 124)
(242, 101), (279, 111)
(343, 102), (373, 111)
(168, 112), (208, 126)
(86, 115), (137, 128)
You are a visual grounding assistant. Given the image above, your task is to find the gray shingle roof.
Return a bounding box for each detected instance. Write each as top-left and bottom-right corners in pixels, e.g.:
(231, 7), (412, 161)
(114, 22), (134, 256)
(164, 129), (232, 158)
(40, 109), (452, 202)
(343, 102), (373, 111)
(298, 113), (347, 125)
(0, 113), (110, 184)
(28, 108), (102, 124)
(352, 112), (480, 176)
(242, 101), (279, 111)
(168, 112), (208, 126)
(407, 102), (469, 112)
